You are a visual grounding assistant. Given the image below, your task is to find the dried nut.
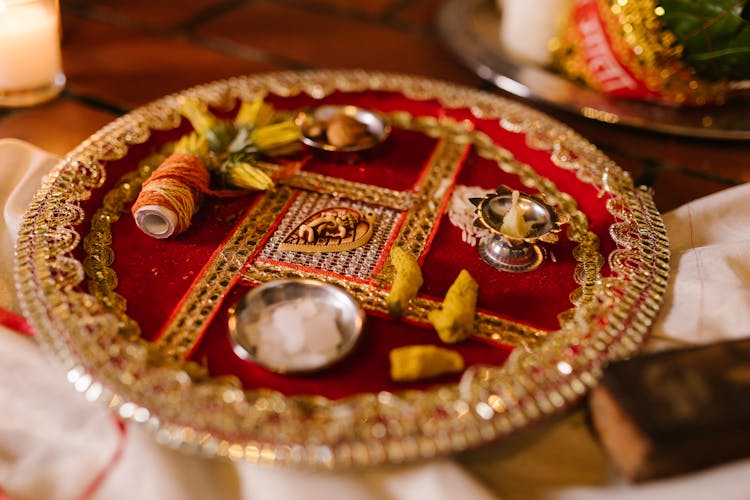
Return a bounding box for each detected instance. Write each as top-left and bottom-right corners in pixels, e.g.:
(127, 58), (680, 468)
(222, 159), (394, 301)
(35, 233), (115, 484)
(326, 114), (369, 148)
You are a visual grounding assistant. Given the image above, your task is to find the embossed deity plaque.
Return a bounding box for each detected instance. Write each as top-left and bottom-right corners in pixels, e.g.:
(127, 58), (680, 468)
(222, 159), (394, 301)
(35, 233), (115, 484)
(279, 207), (376, 253)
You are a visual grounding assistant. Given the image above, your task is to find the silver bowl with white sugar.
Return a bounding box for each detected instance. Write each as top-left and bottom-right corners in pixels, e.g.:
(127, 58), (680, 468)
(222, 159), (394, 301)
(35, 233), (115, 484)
(228, 279), (365, 374)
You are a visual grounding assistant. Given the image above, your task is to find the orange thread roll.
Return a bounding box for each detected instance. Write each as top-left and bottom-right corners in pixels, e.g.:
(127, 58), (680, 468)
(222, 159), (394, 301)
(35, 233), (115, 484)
(131, 153), (210, 239)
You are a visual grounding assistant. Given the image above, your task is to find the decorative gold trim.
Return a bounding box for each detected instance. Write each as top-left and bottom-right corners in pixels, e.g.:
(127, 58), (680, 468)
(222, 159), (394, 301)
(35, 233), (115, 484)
(155, 186), (295, 357)
(243, 261), (546, 350)
(373, 133), (469, 288)
(273, 166), (415, 211)
(146, 118), (550, 358)
(149, 131), (474, 358)
(15, 70), (669, 468)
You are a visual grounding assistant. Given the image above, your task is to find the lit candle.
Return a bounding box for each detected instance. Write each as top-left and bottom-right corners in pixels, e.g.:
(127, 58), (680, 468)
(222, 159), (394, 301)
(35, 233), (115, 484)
(497, 0), (571, 65)
(0, 0), (64, 105)
(500, 189), (532, 238)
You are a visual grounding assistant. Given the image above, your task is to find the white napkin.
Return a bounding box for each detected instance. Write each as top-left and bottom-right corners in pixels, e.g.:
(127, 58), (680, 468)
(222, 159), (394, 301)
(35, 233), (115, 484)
(0, 138), (57, 314)
(1, 139), (749, 499)
(653, 184), (750, 344)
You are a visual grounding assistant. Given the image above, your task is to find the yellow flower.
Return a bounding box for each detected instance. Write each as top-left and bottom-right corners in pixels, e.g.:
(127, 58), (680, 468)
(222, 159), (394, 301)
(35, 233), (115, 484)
(250, 121), (301, 152)
(235, 97), (274, 128)
(225, 161), (274, 191)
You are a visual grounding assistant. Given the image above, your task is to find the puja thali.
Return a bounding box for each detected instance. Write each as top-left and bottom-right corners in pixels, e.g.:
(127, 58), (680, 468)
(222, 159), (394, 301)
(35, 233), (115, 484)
(15, 70), (669, 468)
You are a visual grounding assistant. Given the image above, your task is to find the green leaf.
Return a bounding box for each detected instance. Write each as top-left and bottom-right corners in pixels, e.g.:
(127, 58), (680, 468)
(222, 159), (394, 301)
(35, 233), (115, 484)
(658, 0), (750, 80)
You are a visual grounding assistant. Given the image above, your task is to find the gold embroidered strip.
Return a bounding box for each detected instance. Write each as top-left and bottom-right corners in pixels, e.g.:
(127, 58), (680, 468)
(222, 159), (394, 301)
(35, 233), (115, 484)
(373, 136), (469, 288)
(243, 261), (547, 350)
(154, 187), (294, 357)
(278, 169), (415, 211)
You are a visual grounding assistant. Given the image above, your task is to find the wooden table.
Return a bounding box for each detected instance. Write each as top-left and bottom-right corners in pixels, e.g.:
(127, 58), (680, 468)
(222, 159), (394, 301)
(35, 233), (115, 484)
(1, 0), (747, 213)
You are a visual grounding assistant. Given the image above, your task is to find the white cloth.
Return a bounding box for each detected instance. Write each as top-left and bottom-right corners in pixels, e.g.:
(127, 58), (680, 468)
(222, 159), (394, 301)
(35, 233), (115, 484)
(653, 185), (750, 344)
(1, 139), (749, 499)
(0, 139), (57, 313)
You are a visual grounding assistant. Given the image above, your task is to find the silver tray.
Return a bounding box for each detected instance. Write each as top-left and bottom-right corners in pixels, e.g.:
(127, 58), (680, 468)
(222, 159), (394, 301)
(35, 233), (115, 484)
(437, 0), (750, 140)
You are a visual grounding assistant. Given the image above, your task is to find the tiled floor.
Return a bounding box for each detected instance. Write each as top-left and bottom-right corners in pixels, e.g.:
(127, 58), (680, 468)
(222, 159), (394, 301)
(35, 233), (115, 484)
(1, 0), (747, 212)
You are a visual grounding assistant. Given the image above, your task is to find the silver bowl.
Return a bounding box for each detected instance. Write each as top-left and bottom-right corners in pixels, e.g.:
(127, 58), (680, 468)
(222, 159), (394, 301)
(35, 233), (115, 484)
(228, 279), (365, 374)
(296, 105), (391, 157)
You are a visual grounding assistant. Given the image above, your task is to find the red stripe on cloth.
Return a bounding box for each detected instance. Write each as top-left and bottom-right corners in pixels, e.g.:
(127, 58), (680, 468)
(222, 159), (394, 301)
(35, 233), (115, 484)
(1, 308), (126, 500)
(78, 413), (128, 500)
(0, 485), (20, 500)
(0, 307), (33, 337)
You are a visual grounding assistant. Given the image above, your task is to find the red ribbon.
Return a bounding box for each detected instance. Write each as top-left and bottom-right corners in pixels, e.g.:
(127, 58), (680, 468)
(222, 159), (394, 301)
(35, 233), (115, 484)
(0, 307), (33, 337)
(572, 0), (658, 100)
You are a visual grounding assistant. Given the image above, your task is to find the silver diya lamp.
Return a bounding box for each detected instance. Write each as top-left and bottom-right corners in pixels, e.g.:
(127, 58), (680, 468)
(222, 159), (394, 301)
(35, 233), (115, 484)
(470, 186), (567, 272)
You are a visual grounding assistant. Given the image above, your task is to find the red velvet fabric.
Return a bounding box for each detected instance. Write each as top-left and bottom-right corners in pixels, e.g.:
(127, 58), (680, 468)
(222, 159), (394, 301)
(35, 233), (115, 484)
(81, 89), (618, 400)
(302, 127), (434, 192)
(194, 282), (513, 399)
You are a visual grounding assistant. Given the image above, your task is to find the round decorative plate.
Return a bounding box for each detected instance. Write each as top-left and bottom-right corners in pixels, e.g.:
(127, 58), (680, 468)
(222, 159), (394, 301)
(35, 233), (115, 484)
(437, 0), (750, 140)
(15, 70), (669, 468)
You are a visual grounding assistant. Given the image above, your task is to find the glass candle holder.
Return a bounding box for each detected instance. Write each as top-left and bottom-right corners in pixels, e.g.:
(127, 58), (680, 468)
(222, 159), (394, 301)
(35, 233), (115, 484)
(0, 0), (65, 107)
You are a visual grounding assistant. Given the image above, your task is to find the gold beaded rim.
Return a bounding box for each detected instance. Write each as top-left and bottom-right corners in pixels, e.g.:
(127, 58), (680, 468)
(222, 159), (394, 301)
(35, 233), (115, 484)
(14, 70), (669, 468)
